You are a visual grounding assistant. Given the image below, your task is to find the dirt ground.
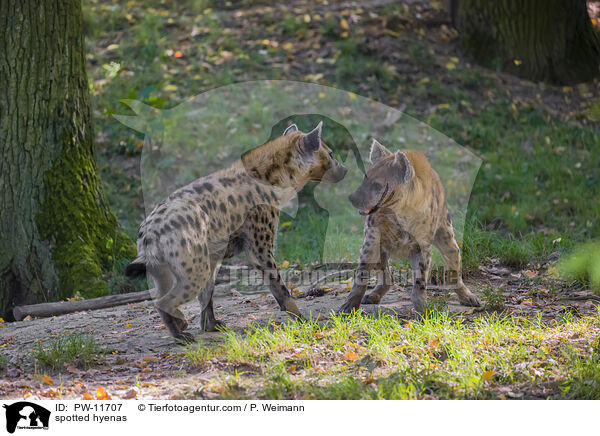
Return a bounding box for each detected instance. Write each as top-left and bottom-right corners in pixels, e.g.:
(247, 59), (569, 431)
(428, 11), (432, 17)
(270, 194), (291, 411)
(1, 264), (599, 400)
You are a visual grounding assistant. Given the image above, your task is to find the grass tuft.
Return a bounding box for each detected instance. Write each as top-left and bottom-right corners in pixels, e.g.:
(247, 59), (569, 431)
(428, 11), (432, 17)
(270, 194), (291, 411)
(35, 334), (103, 370)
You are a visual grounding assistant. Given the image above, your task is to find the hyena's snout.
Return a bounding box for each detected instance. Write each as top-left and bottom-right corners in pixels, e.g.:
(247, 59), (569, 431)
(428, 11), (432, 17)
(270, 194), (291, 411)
(348, 189), (362, 209)
(334, 164), (348, 181)
(348, 185), (377, 215)
(323, 163), (348, 183)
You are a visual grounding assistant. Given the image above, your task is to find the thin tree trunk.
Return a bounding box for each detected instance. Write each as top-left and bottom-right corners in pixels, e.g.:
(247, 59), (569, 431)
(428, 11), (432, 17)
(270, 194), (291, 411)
(457, 0), (600, 84)
(0, 0), (135, 319)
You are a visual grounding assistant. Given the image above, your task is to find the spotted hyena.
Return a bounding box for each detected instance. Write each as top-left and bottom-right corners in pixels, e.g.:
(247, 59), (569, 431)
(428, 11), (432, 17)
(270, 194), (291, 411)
(339, 139), (480, 313)
(126, 122), (347, 343)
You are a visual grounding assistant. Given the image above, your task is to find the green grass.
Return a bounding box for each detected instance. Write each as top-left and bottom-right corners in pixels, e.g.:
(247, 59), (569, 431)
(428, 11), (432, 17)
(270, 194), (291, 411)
(557, 240), (600, 293)
(0, 353), (8, 372)
(184, 309), (600, 399)
(35, 334), (104, 370)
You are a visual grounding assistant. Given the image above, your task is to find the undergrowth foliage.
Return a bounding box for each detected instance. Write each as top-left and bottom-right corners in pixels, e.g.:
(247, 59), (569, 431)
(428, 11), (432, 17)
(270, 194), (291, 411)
(184, 310), (600, 399)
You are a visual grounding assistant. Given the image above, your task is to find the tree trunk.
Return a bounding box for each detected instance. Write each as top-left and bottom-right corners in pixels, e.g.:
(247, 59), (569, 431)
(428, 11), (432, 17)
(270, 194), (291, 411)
(457, 0), (600, 84)
(0, 0), (135, 319)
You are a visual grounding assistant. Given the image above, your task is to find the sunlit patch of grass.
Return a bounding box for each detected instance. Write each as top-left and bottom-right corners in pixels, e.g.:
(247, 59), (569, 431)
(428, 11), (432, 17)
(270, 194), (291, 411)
(184, 309), (600, 399)
(35, 334), (104, 370)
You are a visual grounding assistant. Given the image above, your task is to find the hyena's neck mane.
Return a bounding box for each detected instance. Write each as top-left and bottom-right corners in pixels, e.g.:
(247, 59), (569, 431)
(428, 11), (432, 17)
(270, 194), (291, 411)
(239, 134), (307, 192)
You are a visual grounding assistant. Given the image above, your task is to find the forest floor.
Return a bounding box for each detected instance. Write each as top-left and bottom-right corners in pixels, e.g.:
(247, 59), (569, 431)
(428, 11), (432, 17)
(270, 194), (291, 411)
(1, 265), (599, 400)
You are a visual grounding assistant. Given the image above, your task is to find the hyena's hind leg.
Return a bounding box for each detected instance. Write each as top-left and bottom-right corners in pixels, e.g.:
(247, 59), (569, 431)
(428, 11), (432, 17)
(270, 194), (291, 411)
(361, 250), (393, 305)
(155, 241), (214, 344)
(197, 261), (226, 331)
(147, 264), (188, 332)
(433, 221), (480, 307)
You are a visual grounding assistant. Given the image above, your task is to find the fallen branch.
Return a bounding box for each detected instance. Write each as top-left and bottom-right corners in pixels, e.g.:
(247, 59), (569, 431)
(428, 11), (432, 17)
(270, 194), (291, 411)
(563, 293), (600, 302)
(308, 270), (354, 289)
(12, 290), (153, 321)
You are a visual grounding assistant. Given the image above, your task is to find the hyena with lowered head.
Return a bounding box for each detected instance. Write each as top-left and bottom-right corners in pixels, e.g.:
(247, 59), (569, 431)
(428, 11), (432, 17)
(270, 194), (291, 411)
(126, 122), (347, 343)
(340, 139), (480, 313)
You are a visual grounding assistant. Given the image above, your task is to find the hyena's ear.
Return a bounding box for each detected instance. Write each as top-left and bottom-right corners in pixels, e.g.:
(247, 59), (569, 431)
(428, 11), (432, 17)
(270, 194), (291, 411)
(301, 121), (322, 154)
(391, 151), (413, 184)
(283, 124), (299, 135)
(370, 139), (393, 164)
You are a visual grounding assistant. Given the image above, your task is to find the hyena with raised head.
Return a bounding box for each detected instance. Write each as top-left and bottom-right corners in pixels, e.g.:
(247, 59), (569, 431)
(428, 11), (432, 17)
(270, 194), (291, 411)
(340, 139), (480, 313)
(126, 122), (347, 343)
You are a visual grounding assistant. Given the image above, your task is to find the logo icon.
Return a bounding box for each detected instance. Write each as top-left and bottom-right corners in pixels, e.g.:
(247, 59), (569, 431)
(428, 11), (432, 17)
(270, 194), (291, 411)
(3, 402), (50, 433)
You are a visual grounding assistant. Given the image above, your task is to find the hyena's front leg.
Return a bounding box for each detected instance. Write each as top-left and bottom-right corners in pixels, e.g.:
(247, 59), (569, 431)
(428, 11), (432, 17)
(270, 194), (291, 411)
(247, 243), (303, 320)
(260, 253), (303, 319)
(246, 207), (303, 320)
(434, 224), (480, 307)
(339, 226), (382, 313)
(410, 246), (432, 312)
(361, 250), (392, 305)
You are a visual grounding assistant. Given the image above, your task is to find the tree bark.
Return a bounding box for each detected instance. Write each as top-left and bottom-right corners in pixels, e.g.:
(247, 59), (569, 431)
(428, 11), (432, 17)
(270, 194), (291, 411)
(457, 0), (600, 84)
(0, 0), (135, 319)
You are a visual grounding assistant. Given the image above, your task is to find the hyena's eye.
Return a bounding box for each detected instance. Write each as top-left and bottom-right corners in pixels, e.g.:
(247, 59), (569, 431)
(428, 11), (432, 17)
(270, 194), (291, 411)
(371, 182), (383, 191)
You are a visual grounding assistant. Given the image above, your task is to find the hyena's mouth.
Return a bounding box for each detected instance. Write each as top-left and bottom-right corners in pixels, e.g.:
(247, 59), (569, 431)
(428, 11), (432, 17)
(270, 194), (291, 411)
(359, 184), (389, 216)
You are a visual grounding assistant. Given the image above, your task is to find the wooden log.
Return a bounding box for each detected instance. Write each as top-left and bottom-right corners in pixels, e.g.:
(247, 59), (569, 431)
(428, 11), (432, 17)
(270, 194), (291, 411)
(12, 290), (153, 321)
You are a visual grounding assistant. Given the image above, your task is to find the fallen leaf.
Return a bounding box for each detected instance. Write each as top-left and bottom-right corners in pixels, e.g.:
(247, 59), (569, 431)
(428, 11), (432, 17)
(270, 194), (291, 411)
(143, 355), (158, 364)
(42, 374), (54, 385)
(82, 392), (94, 400)
(122, 389), (137, 399)
(344, 351), (358, 361)
(96, 386), (112, 400)
(482, 370), (495, 381)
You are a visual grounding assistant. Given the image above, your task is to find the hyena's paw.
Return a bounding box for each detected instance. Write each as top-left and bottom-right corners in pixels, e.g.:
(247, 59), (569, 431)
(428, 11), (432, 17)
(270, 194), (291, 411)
(361, 293), (382, 305)
(174, 331), (196, 345)
(411, 291), (426, 313)
(174, 317), (189, 331)
(201, 319), (226, 332)
(457, 290), (481, 307)
(338, 297), (362, 315)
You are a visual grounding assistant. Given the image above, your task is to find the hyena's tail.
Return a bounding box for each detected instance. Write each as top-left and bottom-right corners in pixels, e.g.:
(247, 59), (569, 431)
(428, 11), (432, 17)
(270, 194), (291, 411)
(125, 256), (147, 278)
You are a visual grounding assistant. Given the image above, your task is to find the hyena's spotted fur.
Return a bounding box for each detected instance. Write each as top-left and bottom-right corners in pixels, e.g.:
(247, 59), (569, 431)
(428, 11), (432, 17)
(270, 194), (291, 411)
(126, 122), (347, 343)
(340, 139), (480, 313)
